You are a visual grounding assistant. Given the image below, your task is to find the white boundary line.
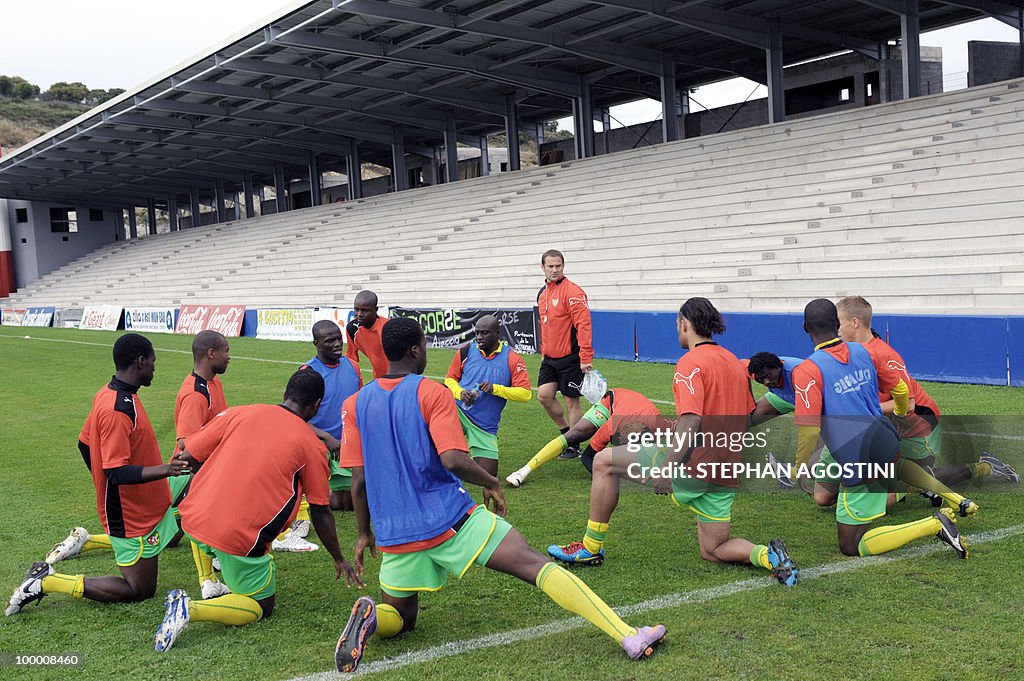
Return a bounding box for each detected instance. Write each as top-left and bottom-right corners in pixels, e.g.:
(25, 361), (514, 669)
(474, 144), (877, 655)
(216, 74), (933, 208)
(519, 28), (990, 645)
(293, 523), (1024, 679)
(4, 329), (1019, 426)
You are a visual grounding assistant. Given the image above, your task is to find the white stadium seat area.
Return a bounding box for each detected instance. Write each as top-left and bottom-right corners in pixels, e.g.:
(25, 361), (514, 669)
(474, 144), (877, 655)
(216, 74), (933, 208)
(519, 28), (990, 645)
(9, 76), (1024, 314)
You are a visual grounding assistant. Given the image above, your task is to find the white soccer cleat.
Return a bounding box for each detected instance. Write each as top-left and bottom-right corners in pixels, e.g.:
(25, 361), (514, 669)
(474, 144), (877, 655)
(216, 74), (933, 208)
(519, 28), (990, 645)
(6, 562), (53, 616)
(46, 527), (90, 564)
(272, 532), (319, 552)
(980, 453), (1020, 483)
(506, 467), (530, 488)
(766, 452), (794, 491)
(200, 579), (231, 600)
(290, 519), (311, 538)
(154, 589), (191, 652)
(211, 557), (221, 572)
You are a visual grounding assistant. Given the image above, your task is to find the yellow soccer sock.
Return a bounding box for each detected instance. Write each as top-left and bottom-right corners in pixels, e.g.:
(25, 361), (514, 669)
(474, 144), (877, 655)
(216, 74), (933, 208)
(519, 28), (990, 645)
(297, 497), (311, 523)
(535, 563), (636, 643)
(898, 460), (964, 507)
(857, 515), (942, 556)
(41, 573), (85, 598)
(582, 520), (608, 555)
(750, 545), (771, 570)
(526, 435), (569, 472)
(188, 594), (263, 626)
(83, 535), (111, 552)
(969, 462), (992, 478)
(191, 541), (216, 585)
(375, 603), (405, 639)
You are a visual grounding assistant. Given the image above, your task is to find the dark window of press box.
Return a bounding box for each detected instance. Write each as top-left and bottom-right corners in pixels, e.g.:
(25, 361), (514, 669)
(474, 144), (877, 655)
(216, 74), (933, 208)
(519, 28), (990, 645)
(15, 208), (28, 223)
(49, 207), (78, 233)
(89, 208), (104, 221)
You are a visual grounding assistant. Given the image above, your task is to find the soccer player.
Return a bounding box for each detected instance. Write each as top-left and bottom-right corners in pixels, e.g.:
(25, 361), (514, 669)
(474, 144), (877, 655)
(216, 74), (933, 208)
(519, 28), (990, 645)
(46, 332), (236, 603)
(444, 315), (531, 478)
(6, 333), (190, 616)
(332, 318), (665, 673)
(153, 369), (362, 652)
(536, 250), (594, 460)
(346, 289), (389, 379)
(744, 351), (809, 489)
(547, 298), (798, 587)
(506, 386), (663, 487)
(836, 296), (1018, 494)
(791, 299), (970, 558)
(305, 319), (363, 510)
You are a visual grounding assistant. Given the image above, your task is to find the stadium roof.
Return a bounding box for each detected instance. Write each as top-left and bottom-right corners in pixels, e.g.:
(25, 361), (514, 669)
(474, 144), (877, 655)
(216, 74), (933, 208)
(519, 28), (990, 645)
(0, 0), (1019, 207)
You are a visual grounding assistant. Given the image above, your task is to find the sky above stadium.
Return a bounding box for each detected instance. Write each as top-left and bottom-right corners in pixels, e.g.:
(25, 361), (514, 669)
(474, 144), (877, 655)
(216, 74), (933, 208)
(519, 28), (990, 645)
(0, 1), (1018, 131)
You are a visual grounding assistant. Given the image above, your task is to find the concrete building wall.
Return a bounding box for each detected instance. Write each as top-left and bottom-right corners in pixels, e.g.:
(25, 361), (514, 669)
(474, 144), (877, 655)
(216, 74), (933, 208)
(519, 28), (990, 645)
(5, 200), (120, 290)
(969, 41), (1023, 86)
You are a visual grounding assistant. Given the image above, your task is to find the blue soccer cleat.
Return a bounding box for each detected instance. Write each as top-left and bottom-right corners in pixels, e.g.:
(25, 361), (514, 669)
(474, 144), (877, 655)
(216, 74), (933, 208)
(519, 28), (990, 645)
(767, 539), (799, 587)
(547, 541), (604, 566)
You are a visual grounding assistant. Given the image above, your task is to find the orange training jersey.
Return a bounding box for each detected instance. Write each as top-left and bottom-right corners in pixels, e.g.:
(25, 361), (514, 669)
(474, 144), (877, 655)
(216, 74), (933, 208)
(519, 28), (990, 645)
(537, 277), (593, 363)
(179, 404), (331, 557)
(84, 378), (171, 538)
(591, 388), (664, 453)
(346, 315), (389, 379)
(174, 372), (228, 440)
(864, 337), (940, 438)
(672, 343), (755, 488)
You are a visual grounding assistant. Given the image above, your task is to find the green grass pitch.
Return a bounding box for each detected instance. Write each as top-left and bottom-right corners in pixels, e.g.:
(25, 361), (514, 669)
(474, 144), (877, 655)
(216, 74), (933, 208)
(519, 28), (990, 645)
(1, 327), (1022, 680)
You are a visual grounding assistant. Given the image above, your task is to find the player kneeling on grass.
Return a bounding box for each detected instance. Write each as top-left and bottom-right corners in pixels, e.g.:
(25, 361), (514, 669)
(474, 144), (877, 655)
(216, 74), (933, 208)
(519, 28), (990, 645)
(153, 369), (362, 652)
(547, 298), (799, 587)
(507, 387), (662, 487)
(333, 318), (665, 673)
(444, 314), (532, 480)
(792, 299), (973, 560)
(7, 334), (190, 616)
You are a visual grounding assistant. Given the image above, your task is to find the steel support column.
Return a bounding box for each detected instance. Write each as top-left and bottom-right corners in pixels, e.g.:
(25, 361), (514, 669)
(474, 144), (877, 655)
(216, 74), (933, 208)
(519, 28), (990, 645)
(574, 77), (595, 159)
(308, 152), (322, 206)
(242, 170), (255, 217)
(214, 179), (227, 223)
(479, 136), (490, 177)
(660, 54), (679, 143)
(146, 198), (157, 235)
(348, 143), (363, 200)
(505, 96), (521, 171)
(189, 188), (201, 228)
(274, 162), (287, 213)
(901, 0), (922, 98)
(767, 18), (786, 123)
(168, 196), (179, 232)
(444, 111), (459, 183)
(127, 207), (138, 239)
(392, 127), (408, 192)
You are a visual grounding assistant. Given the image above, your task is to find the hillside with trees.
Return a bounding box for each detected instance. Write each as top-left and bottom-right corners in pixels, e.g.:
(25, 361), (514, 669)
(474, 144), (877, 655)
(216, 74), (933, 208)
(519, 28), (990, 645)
(0, 75), (125, 153)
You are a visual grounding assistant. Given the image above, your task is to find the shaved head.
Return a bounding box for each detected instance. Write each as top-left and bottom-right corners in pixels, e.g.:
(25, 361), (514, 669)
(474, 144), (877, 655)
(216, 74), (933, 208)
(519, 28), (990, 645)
(192, 330), (227, 360)
(803, 298), (840, 337)
(354, 290), (378, 307)
(475, 314), (499, 332)
(312, 319), (340, 342)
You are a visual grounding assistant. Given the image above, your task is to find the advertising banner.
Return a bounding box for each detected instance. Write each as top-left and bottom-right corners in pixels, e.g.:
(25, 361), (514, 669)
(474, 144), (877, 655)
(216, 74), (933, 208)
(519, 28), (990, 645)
(255, 307), (344, 341)
(174, 305), (246, 337)
(21, 306), (55, 327)
(390, 307), (539, 354)
(79, 305), (123, 331)
(1, 307), (26, 326)
(124, 307), (178, 334)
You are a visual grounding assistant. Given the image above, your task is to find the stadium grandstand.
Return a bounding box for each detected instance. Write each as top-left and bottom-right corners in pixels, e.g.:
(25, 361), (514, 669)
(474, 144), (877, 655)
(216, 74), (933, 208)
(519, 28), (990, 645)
(1, 0), (1022, 375)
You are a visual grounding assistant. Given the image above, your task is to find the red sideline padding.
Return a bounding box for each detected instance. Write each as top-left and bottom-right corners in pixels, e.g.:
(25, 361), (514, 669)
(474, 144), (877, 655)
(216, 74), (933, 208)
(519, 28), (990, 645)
(0, 250), (14, 297)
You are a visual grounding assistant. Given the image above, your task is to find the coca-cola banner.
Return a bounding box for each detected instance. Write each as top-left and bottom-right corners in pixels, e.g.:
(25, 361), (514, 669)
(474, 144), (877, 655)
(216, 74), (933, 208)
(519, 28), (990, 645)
(175, 305), (246, 337)
(390, 307), (539, 355)
(79, 305), (123, 331)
